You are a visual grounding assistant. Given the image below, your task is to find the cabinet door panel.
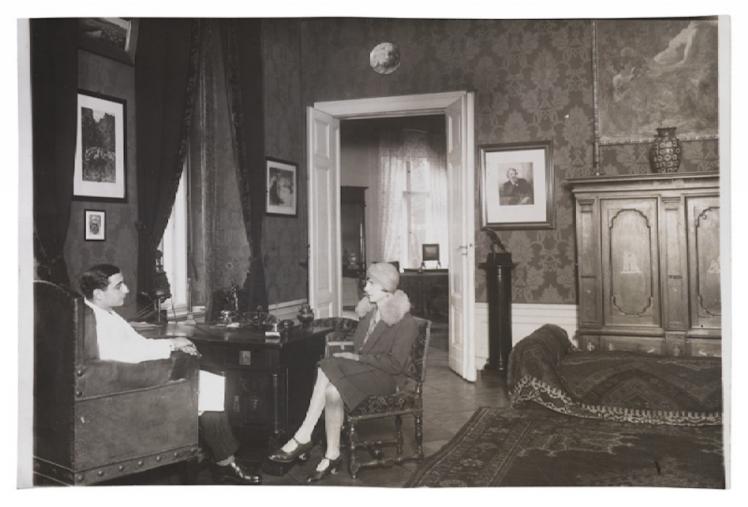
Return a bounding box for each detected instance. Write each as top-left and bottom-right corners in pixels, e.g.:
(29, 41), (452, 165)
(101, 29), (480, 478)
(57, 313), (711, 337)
(688, 196), (721, 331)
(601, 199), (660, 328)
(576, 199), (602, 326)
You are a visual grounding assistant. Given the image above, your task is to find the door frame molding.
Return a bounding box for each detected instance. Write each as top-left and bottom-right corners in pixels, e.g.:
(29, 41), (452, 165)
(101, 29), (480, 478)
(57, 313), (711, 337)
(312, 90), (477, 380)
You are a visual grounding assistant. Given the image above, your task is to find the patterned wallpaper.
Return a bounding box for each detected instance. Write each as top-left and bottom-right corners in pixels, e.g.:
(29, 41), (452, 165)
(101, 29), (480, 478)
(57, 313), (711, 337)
(60, 19), (719, 313)
(64, 50), (140, 318)
(261, 19), (309, 304)
(295, 18), (592, 304)
(289, 18), (718, 305)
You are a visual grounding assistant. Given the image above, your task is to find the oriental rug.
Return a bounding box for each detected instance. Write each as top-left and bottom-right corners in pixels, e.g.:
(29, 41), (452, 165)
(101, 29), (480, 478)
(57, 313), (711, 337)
(405, 408), (724, 488)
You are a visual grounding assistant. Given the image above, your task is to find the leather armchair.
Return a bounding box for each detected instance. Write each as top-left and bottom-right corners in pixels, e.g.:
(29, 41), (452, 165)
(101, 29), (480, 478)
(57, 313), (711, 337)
(33, 281), (200, 485)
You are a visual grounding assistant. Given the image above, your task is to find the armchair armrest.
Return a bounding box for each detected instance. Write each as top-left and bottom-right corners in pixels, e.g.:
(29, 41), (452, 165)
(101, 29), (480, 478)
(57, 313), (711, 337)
(75, 352), (198, 398)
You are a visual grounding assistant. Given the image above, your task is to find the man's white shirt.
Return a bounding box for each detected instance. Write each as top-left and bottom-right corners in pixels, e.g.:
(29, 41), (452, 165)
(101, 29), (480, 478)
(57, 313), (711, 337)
(84, 299), (225, 412)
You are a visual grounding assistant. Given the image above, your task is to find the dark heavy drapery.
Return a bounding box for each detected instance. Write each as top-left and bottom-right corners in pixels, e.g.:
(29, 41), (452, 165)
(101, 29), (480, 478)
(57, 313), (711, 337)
(220, 20), (268, 309)
(31, 19), (78, 286)
(135, 19), (201, 296)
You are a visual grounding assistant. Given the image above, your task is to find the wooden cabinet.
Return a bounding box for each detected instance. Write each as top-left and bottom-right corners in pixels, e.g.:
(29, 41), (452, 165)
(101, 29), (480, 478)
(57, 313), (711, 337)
(400, 269), (449, 320)
(569, 172), (720, 357)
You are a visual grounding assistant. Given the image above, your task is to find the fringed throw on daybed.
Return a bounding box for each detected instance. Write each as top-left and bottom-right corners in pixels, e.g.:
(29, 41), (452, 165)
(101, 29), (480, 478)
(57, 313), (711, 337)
(507, 325), (722, 426)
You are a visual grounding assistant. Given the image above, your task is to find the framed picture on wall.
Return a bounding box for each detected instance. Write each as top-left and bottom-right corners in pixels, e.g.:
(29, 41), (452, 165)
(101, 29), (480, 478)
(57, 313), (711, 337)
(78, 18), (139, 65)
(265, 158), (297, 217)
(422, 244), (440, 262)
(73, 91), (127, 202)
(593, 19), (718, 144)
(84, 210), (106, 241)
(480, 141), (554, 230)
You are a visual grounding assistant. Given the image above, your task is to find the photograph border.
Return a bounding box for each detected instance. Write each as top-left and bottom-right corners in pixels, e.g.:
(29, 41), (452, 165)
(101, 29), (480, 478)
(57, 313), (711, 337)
(73, 90), (127, 202)
(480, 140), (554, 230)
(78, 18), (139, 66)
(265, 157), (298, 217)
(84, 209), (106, 241)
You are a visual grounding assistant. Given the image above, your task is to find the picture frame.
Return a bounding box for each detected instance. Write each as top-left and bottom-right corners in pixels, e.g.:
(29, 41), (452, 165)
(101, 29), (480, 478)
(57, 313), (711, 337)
(593, 19), (718, 145)
(84, 210), (106, 241)
(73, 91), (127, 202)
(78, 18), (139, 65)
(480, 141), (554, 230)
(422, 244), (440, 262)
(265, 158), (298, 217)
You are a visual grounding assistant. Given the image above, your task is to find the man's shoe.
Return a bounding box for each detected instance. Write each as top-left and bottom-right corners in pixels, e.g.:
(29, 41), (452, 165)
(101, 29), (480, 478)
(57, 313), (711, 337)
(212, 461), (262, 485)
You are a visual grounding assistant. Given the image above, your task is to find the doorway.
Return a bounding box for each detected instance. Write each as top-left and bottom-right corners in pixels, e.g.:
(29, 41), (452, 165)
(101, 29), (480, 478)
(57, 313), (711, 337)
(340, 115), (449, 350)
(307, 91), (477, 382)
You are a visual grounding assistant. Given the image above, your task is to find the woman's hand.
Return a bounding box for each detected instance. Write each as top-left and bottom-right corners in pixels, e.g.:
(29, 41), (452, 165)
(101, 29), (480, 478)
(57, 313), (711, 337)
(333, 351), (360, 361)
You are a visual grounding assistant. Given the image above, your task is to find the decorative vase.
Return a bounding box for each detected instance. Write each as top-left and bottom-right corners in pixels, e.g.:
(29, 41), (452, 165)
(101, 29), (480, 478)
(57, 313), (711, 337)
(297, 304), (315, 325)
(649, 127), (683, 173)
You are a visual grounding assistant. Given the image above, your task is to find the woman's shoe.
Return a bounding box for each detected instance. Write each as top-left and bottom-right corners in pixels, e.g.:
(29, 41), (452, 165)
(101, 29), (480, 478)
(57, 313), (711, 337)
(268, 437), (314, 464)
(306, 456), (343, 483)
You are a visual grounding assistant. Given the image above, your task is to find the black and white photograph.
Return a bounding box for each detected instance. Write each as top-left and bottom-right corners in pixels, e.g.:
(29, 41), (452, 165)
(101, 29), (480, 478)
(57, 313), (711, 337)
(481, 141), (554, 229)
(84, 209), (106, 241)
(73, 91), (126, 201)
(78, 17), (139, 65)
(266, 158), (297, 216)
(17, 9), (737, 499)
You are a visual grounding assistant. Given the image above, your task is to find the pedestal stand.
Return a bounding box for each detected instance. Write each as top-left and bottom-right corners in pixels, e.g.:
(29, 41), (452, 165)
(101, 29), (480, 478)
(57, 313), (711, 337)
(480, 251), (513, 376)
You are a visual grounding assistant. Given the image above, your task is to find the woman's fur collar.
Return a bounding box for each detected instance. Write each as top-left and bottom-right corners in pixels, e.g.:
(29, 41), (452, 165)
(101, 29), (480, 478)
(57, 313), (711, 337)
(354, 290), (411, 326)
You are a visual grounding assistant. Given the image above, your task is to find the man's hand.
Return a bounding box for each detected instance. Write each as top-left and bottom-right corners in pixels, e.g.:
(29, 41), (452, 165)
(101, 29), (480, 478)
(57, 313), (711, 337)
(333, 351), (360, 361)
(170, 336), (199, 356)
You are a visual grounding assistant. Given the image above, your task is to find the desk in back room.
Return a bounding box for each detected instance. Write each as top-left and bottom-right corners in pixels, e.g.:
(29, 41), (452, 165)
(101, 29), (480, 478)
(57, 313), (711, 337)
(399, 269), (449, 320)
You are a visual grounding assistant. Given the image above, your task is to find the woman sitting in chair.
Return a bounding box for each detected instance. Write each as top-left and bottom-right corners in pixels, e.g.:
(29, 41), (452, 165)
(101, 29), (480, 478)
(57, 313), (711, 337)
(269, 262), (418, 482)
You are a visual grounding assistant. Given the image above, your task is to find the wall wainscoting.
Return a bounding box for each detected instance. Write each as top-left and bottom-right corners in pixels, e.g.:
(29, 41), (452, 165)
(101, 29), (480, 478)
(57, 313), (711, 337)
(473, 303), (578, 369)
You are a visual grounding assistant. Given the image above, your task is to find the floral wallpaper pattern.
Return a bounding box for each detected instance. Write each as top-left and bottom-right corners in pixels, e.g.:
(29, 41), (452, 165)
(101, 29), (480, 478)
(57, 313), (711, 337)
(261, 19), (309, 304)
(265, 18), (718, 305)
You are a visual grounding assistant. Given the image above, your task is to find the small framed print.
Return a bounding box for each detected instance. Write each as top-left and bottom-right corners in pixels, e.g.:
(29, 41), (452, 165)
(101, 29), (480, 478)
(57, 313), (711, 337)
(480, 141), (555, 230)
(422, 243), (440, 262)
(266, 158), (298, 217)
(73, 91), (127, 202)
(78, 18), (139, 65)
(84, 210), (106, 241)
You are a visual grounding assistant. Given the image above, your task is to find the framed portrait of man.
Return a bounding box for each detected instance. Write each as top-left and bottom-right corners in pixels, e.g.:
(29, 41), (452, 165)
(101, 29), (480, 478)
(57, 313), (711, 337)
(480, 141), (554, 230)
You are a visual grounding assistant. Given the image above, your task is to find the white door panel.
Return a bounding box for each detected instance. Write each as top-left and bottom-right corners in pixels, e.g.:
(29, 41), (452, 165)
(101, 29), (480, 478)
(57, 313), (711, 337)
(308, 107), (341, 318)
(446, 94), (476, 381)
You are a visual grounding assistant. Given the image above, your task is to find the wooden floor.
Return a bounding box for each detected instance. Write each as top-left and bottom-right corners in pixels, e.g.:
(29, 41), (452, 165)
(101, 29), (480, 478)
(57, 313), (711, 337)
(260, 346), (511, 487)
(105, 323), (511, 487)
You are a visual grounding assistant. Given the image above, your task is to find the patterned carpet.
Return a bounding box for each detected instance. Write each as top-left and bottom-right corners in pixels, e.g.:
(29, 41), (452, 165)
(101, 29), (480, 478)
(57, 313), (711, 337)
(405, 407), (725, 488)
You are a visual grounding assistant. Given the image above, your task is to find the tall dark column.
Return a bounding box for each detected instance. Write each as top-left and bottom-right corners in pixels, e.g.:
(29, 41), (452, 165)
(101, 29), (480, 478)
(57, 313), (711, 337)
(480, 251), (513, 376)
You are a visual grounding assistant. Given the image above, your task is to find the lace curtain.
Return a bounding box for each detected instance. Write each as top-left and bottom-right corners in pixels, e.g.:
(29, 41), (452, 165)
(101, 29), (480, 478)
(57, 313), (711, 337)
(375, 128), (448, 270)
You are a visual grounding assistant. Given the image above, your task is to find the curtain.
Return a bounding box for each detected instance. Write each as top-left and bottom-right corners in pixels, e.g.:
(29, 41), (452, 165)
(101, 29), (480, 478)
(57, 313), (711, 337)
(377, 130), (407, 266)
(135, 19), (201, 297)
(377, 128), (449, 269)
(220, 19), (268, 310)
(31, 19), (78, 286)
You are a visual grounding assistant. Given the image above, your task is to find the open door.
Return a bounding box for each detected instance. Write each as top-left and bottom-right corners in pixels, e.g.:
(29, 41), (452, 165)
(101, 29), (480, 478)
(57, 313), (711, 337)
(307, 107), (341, 318)
(309, 91), (476, 382)
(445, 94), (476, 381)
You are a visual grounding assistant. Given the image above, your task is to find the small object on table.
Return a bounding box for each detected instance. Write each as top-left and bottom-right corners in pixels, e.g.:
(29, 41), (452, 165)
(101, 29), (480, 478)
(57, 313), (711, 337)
(297, 303), (314, 325)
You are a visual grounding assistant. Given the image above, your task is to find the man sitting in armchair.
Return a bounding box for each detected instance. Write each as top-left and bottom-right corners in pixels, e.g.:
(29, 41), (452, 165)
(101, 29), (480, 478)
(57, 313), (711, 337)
(79, 263), (261, 485)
